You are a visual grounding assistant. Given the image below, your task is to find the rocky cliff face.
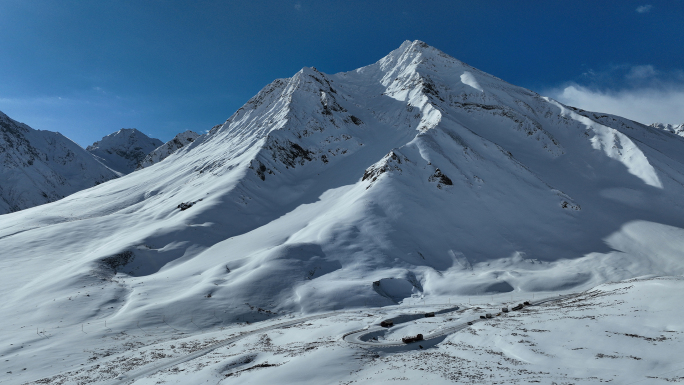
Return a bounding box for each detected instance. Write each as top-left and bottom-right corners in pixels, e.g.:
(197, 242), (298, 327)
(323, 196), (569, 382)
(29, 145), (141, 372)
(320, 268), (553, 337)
(0, 110), (119, 214)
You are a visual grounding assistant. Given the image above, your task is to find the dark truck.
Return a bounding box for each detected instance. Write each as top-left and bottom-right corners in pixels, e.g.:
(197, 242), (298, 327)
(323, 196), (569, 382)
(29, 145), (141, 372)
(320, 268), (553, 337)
(380, 319), (394, 327)
(402, 334), (424, 344)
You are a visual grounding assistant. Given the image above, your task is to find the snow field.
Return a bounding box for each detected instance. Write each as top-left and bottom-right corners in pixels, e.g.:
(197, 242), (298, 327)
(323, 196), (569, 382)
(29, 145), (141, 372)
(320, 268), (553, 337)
(3, 277), (681, 384)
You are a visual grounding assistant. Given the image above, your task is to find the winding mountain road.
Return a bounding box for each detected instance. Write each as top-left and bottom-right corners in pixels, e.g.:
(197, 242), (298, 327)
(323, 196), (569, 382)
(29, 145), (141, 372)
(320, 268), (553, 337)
(343, 293), (577, 349)
(103, 293), (576, 384)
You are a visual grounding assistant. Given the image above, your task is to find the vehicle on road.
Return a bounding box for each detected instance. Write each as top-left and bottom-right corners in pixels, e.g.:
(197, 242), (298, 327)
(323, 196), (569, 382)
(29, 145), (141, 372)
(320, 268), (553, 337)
(380, 320), (394, 327)
(402, 334), (424, 344)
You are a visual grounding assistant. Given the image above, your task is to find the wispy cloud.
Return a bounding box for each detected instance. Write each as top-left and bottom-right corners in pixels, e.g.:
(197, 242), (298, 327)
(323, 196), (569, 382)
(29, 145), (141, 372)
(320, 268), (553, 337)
(545, 64), (684, 125)
(294, 2), (302, 10)
(551, 86), (684, 125)
(636, 4), (653, 13)
(625, 65), (657, 80)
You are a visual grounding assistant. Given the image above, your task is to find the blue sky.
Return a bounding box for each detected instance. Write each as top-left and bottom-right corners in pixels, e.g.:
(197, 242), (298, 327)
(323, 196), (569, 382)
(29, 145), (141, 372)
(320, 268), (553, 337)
(1, 0), (683, 146)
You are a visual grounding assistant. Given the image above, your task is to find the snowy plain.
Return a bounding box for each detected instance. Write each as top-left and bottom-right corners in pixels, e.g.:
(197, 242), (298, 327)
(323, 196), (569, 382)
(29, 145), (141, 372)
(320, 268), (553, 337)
(1, 40), (684, 384)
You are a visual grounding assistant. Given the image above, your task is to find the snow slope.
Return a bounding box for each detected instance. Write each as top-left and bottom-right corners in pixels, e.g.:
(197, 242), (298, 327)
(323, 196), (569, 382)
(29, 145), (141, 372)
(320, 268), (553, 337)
(136, 130), (199, 170)
(2, 40), (684, 383)
(0, 110), (118, 214)
(86, 129), (163, 174)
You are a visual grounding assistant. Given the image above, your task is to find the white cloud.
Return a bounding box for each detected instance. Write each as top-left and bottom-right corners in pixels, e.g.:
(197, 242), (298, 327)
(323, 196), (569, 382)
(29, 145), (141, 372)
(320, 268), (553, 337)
(636, 4), (653, 13)
(626, 65), (657, 80)
(545, 64), (684, 125)
(294, 2), (301, 10)
(548, 85), (684, 125)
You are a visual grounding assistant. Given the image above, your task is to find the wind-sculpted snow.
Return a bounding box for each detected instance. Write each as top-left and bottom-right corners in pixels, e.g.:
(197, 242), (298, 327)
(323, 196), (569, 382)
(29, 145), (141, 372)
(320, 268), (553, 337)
(87, 128), (163, 174)
(0, 110), (118, 214)
(3, 40), (684, 384)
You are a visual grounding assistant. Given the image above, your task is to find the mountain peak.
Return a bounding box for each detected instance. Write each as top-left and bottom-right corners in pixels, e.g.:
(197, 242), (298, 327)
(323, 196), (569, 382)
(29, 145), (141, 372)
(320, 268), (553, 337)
(381, 39), (462, 68)
(4, 42), (684, 385)
(86, 128), (163, 174)
(116, 127), (142, 134)
(395, 39), (434, 53)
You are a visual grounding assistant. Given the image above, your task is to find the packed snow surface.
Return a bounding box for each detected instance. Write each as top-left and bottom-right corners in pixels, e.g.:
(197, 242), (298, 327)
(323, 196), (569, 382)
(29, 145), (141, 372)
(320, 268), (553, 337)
(1, 40), (684, 383)
(86, 128), (163, 174)
(0, 110), (118, 214)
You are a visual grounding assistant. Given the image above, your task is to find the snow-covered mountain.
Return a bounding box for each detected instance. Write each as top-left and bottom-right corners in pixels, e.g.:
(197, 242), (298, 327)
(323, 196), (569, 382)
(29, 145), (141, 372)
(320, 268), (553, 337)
(0, 110), (118, 214)
(86, 128), (163, 174)
(651, 122), (684, 136)
(3, 40), (684, 384)
(137, 130), (199, 169)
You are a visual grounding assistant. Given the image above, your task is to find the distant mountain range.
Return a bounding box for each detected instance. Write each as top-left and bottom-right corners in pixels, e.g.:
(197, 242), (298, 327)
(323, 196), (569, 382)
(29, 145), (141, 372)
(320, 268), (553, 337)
(0, 110), (118, 214)
(0, 113), (201, 214)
